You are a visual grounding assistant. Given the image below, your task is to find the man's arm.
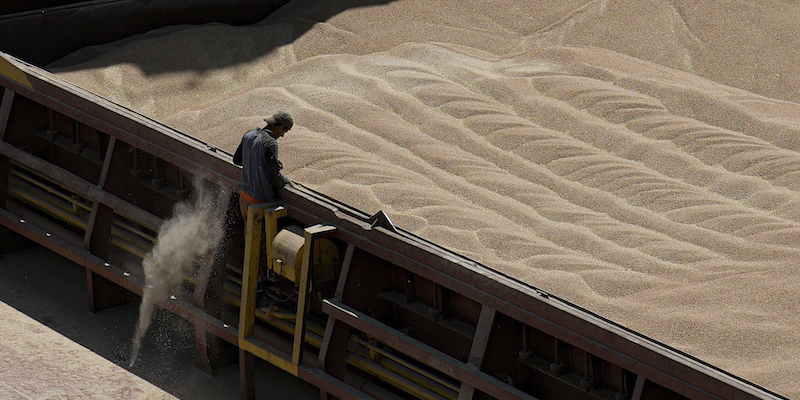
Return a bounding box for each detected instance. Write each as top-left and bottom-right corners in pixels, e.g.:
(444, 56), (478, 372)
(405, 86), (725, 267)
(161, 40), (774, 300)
(263, 141), (291, 187)
(232, 141), (243, 165)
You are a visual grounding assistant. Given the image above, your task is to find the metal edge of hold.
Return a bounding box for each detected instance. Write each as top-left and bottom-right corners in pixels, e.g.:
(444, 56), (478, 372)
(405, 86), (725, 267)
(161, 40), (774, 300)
(0, 54), (31, 88)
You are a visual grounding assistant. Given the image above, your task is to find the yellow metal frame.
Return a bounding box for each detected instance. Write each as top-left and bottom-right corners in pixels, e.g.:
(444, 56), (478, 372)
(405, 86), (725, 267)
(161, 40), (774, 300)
(292, 223), (337, 368)
(0, 55), (32, 88)
(237, 202), (335, 377)
(236, 203), (458, 399)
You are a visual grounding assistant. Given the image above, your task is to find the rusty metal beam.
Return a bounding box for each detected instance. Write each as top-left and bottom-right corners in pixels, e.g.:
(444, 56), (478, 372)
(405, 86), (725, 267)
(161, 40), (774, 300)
(0, 155), (7, 208)
(237, 204), (265, 400)
(239, 348), (255, 400)
(293, 225), (337, 367)
(322, 298), (535, 400)
(0, 87), (9, 204)
(192, 192), (238, 376)
(318, 243), (356, 400)
(458, 305), (497, 400)
(84, 201), (120, 313)
(82, 133), (119, 313)
(0, 54), (240, 189)
(0, 88), (13, 139)
(632, 375), (646, 400)
(0, 205), (238, 344)
(97, 136), (115, 187)
(0, 141), (162, 229)
(318, 318), (350, 400)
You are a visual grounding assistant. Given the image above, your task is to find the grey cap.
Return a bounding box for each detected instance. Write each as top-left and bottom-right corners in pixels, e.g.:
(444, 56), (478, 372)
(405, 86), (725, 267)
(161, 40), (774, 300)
(264, 110), (293, 129)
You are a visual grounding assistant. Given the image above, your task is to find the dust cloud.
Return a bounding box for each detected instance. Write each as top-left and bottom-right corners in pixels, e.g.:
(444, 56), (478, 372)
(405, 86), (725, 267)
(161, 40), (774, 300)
(129, 178), (229, 368)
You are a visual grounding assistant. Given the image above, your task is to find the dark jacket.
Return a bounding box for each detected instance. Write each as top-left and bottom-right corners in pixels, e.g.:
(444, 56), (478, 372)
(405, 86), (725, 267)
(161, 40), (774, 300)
(233, 128), (289, 201)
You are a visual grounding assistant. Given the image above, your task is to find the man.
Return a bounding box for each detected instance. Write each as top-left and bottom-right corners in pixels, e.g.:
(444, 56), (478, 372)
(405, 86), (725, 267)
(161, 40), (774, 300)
(233, 110), (295, 220)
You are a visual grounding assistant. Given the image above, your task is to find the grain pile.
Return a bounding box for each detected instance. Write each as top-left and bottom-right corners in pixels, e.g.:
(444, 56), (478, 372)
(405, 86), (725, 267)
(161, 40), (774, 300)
(49, 0), (800, 396)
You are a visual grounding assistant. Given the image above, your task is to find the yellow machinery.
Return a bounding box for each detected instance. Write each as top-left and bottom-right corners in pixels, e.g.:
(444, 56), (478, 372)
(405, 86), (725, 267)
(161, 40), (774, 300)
(238, 204), (462, 400)
(270, 224), (337, 284)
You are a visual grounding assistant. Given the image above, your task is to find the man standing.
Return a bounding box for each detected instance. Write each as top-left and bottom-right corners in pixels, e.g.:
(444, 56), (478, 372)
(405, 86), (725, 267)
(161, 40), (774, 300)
(233, 110), (294, 220)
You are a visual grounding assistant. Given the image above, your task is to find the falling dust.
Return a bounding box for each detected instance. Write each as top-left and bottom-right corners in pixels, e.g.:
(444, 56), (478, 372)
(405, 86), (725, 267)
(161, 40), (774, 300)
(129, 178), (229, 368)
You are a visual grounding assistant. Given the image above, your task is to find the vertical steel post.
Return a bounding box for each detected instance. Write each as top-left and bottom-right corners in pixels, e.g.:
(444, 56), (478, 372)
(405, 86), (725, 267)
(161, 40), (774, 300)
(85, 136), (132, 313)
(238, 203), (264, 400)
(264, 205), (287, 270)
(0, 89), (12, 209)
(457, 305), (496, 400)
(318, 244), (354, 400)
(631, 375), (646, 400)
(193, 189), (236, 376)
(293, 224), (337, 367)
(0, 89), (13, 140)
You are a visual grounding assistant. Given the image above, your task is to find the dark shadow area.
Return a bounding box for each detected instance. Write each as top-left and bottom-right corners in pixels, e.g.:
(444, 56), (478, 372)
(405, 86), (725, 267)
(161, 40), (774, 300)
(0, 246), (319, 400)
(0, 0), (79, 14)
(0, 0), (398, 72)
